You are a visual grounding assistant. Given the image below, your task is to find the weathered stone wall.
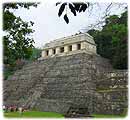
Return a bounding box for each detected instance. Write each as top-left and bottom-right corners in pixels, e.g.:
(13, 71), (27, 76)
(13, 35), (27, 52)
(3, 53), (127, 116)
(95, 70), (128, 115)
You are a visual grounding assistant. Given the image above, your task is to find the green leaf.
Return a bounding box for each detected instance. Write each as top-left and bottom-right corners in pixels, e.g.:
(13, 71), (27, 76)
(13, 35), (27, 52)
(64, 14), (69, 24)
(69, 3), (76, 16)
(58, 3), (67, 17)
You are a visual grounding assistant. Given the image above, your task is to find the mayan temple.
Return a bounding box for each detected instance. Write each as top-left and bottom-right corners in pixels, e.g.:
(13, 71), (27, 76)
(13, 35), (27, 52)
(3, 33), (128, 117)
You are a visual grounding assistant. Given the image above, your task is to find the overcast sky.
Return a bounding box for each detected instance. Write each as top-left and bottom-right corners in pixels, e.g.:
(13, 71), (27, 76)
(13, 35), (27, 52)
(13, 2), (127, 48)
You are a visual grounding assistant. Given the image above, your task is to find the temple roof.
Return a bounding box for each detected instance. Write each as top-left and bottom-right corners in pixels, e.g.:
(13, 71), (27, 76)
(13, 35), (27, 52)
(43, 33), (95, 49)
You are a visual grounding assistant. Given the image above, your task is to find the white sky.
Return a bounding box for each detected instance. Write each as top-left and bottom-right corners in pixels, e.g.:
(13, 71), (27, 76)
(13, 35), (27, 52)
(10, 2), (127, 48)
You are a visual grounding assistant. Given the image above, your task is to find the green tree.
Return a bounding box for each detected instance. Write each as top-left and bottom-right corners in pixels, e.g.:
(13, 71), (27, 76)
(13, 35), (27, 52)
(3, 3), (38, 66)
(29, 48), (42, 61)
(88, 10), (128, 69)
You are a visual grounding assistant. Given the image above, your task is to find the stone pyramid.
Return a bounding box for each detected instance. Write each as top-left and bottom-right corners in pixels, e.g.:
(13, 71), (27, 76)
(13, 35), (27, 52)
(4, 53), (112, 114)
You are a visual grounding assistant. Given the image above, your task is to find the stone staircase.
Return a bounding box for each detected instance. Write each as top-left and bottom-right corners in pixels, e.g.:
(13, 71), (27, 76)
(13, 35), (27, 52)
(4, 53), (112, 115)
(4, 57), (58, 106)
(23, 58), (59, 108)
(65, 107), (91, 118)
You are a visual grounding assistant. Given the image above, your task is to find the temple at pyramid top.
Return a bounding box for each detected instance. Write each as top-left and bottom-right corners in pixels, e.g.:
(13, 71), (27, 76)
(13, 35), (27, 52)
(41, 33), (97, 58)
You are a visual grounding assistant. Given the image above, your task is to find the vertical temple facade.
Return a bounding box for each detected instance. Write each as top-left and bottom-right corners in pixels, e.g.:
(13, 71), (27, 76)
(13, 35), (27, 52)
(41, 33), (97, 58)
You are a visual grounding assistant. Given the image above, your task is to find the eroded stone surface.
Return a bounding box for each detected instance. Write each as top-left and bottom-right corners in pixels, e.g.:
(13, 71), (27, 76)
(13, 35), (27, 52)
(3, 53), (127, 116)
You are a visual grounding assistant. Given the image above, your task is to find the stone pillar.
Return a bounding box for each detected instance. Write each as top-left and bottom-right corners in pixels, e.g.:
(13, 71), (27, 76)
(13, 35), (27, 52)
(81, 42), (86, 49)
(72, 44), (77, 51)
(41, 50), (46, 57)
(64, 45), (68, 53)
(56, 47), (60, 54)
(49, 49), (53, 56)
